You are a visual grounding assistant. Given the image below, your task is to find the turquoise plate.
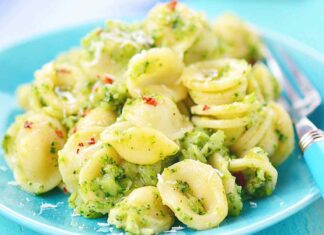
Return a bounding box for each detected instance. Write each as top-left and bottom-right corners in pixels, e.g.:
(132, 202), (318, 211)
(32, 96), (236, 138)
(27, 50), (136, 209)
(0, 23), (323, 235)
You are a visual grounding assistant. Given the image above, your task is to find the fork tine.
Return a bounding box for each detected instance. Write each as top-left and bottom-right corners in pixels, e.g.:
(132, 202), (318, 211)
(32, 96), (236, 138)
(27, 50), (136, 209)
(279, 48), (315, 94)
(277, 47), (322, 107)
(264, 46), (321, 117)
(263, 47), (302, 104)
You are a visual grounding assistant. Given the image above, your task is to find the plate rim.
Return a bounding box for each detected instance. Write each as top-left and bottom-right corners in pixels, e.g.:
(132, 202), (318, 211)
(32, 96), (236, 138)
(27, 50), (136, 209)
(0, 23), (322, 235)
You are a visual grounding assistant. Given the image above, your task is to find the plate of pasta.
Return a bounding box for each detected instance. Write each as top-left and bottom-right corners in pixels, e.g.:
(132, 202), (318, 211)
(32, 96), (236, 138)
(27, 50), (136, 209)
(0, 1), (323, 235)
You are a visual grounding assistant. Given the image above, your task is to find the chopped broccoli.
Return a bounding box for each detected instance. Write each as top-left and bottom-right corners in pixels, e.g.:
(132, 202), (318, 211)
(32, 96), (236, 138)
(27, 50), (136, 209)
(179, 128), (226, 163)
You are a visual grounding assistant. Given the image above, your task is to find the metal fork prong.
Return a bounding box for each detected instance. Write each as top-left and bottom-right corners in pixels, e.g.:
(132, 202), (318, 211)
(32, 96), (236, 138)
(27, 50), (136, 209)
(263, 47), (303, 105)
(277, 48), (322, 109)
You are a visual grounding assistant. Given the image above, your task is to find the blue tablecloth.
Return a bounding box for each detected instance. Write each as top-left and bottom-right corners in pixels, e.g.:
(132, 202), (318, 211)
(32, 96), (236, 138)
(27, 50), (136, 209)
(0, 0), (323, 234)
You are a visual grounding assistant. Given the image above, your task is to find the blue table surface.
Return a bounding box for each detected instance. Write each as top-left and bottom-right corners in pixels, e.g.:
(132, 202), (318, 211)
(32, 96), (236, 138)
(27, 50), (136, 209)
(0, 0), (324, 234)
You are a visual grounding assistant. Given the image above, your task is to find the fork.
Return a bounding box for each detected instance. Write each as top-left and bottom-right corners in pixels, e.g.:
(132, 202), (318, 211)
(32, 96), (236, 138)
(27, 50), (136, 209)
(264, 46), (324, 198)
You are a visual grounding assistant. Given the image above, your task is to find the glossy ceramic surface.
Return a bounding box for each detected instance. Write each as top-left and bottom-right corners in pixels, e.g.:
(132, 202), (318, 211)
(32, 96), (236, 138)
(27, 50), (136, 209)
(0, 24), (323, 235)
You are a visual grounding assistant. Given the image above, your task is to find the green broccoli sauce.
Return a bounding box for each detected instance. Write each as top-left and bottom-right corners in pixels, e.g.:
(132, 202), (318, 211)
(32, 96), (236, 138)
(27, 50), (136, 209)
(61, 115), (80, 131)
(68, 192), (103, 218)
(91, 82), (129, 115)
(175, 180), (206, 216)
(49, 142), (57, 154)
(242, 168), (274, 199)
(179, 128), (226, 163)
(275, 129), (287, 142)
(226, 184), (243, 216)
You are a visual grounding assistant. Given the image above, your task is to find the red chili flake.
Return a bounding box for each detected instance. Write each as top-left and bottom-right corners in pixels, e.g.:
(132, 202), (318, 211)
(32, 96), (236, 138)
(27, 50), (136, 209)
(167, 0), (177, 10)
(76, 148), (80, 154)
(233, 172), (246, 188)
(202, 105), (210, 111)
(63, 187), (69, 194)
(24, 121), (33, 129)
(78, 142), (84, 147)
(88, 137), (96, 145)
(142, 96), (158, 106)
(103, 75), (114, 85)
(56, 68), (71, 74)
(55, 130), (64, 138)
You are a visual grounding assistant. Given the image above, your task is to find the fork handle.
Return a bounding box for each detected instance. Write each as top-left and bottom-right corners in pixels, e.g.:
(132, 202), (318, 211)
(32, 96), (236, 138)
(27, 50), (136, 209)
(299, 127), (324, 198)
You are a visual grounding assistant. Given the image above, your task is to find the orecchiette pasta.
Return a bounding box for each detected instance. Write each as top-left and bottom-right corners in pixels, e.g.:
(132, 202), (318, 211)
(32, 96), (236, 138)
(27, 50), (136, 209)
(145, 2), (206, 54)
(121, 95), (192, 140)
(74, 106), (116, 133)
(209, 153), (243, 216)
(184, 22), (221, 65)
(266, 102), (295, 166)
(213, 14), (264, 63)
(3, 112), (66, 194)
(101, 121), (179, 165)
(247, 62), (280, 101)
(229, 147), (278, 198)
(33, 61), (89, 118)
(126, 47), (187, 102)
(109, 186), (174, 235)
(157, 159), (228, 230)
(82, 21), (153, 79)
(58, 129), (120, 193)
(16, 84), (33, 110)
(181, 59), (250, 105)
(74, 150), (131, 217)
(191, 91), (294, 165)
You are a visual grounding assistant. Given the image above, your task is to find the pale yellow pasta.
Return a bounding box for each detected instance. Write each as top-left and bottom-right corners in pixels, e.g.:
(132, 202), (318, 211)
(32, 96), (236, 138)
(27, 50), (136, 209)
(267, 102), (295, 166)
(145, 2), (205, 54)
(182, 59), (250, 92)
(58, 129), (116, 193)
(16, 84), (33, 110)
(230, 102), (294, 166)
(229, 147), (278, 198)
(82, 21), (153, 79)
(231, 107), (273, 155)
(122, 95), (192, 140)
(192, 116), (249, 129)
(191, 101), (252, 119)
(75, 106), (116, 132)
(213, 14), (264, 62)
(184, 21), (221, 64)
(76, 149), (126, 215)
(126, 47), (187, 102)
(247, 62), (280, 101)
(191, 94), (259, 145)
(157, 159), (228, 230)
(3, 111), (66, 194)
(33, 61), (89, 118)
(188, 82), (248, 105)
(101, 121), (179, 165)
(108, 186), (174, 235)
(209, 153), (243, 216)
